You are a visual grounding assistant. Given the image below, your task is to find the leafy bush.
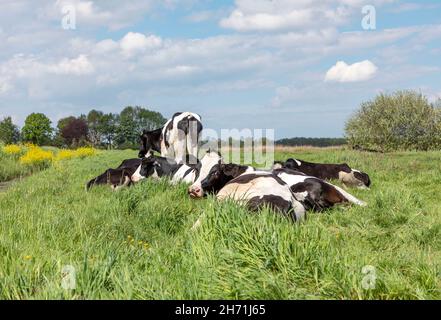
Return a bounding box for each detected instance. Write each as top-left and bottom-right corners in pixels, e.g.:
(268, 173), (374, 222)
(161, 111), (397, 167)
(345, 91), (441, 152)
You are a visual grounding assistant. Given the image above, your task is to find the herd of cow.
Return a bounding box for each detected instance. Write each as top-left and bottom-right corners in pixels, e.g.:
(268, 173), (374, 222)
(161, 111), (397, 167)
(86, 112), (371, 222)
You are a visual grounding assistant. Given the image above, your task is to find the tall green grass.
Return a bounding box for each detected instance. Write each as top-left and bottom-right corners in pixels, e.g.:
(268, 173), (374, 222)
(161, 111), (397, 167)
(0, 149), (440, 299)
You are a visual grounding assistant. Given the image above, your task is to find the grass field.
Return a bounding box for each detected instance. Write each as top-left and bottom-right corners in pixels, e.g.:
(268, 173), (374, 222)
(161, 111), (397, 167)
(0, 147), (440, 299)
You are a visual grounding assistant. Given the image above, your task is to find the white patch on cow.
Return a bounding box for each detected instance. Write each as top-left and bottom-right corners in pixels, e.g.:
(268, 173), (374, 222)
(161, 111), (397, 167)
(216, 174), (306, 220)
(272, 163), (283, 170)
(293, 191), (308, 202)
(338, 170), (364, 188)
(291, 198), (306, 221)
(276, 172), (308, 186)
(171, 164), (196, 185)
(294, 159), (301, 166)
(131, 164), (144, 182)
(161, 112), (201, 163)
(244, 166), (256, 173)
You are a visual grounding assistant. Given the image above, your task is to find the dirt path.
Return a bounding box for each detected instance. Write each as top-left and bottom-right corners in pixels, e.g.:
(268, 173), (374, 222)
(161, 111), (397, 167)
(0, 179), (20, 193)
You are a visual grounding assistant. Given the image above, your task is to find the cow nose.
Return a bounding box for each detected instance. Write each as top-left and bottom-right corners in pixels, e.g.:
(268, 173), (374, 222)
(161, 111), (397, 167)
(188, 187), (201, 198)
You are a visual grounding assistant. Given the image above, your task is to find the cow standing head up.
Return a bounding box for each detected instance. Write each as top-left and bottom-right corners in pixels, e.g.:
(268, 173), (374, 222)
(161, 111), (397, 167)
(138, 112), (203, 164)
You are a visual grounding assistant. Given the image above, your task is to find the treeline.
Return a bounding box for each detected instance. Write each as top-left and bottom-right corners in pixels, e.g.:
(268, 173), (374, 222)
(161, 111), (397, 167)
(0, 106), (166, 149)
(275, 137), (347, 147)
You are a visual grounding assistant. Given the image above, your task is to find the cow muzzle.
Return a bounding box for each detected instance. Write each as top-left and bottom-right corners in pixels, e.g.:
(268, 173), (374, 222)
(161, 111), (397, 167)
(188, 186), (203, 198)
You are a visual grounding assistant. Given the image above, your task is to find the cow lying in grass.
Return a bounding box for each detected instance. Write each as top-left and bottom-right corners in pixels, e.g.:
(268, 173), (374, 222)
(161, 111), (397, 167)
(190, 163), (365, 218)
(272, 168), (367, 209)
(189, 163), (306, 221)
(86, 158), (142, 190)
(133, 150), (222, 185)
(86, 150), (221, 190)
(273, 158), (371, 189)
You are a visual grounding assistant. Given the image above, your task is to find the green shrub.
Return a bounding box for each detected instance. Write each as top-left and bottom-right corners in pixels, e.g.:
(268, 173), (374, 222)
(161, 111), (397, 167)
(345, 91), (441, 152)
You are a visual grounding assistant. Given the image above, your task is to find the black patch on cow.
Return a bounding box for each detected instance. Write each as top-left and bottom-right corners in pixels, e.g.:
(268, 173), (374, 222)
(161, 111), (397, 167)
(86, 168), (132, 190)
(272, 168), (306, 176)
(86, 158), (142, 190)
(200, 163), (251, 194)
(230, 172), (285, 187)
(247, 195), (298, 220)
(140, 155), (181, 178)
(289, 177), (348, 211)
(282, 158), (352, 180)
(164, 119), (175, 148)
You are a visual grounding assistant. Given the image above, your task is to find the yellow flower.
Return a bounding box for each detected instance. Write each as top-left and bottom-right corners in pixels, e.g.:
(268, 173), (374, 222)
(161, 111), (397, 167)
(74, 147), (96, 159)
(55, 147), (97, 161)
(55, 149), (76, 161)
(2, 144), (22, 155)
(24, 255), (32, 260)
(19, 146), (54, 167)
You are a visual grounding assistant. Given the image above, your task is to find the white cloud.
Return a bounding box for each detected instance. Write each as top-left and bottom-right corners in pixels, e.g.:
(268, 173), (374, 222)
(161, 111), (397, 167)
(0, 76), (12, 95)
(219, 0), (392, 32)
(48, 54), (95, 75)
(119, 32), (162, 57)
(325, 60), (378, 82)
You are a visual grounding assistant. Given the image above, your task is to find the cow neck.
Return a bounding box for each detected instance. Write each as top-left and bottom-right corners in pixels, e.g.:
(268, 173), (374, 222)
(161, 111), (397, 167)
(150, 127), (163, 153)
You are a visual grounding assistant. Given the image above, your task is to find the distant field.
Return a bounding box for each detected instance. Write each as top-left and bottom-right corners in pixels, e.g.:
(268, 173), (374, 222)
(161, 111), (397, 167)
(0, 148), (440, 299)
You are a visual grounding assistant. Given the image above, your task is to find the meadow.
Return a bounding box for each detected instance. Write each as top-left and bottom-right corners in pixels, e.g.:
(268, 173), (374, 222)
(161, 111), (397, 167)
(0, 147), (440, 299)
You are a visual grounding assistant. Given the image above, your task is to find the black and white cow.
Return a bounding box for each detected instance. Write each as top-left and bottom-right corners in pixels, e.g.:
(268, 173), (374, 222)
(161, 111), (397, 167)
(133, 150), (222, 186)
(191, 163), (306, 221)
(272, 168), (367, 210)
(273, 158), (371, 189)
(86, 158), (142, 190)
(195, 163), (365, 214)
(138, 112), (203, 164)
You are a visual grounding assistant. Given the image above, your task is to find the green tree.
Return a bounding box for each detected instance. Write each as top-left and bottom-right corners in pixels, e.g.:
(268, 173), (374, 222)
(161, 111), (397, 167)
(21, 113), (53, 145)
(0, 117), (20, 144)
(345, 91), (441, 152)
(115, 106), (166, 148)
(100, 113), (118, 149)
(87, 109), (104, 146)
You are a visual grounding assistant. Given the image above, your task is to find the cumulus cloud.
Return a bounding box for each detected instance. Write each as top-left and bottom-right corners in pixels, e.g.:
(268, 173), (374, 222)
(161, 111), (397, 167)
(119, 32), (162, 57)
(48, 54), (95, 75)
(325, 60), (378, 82)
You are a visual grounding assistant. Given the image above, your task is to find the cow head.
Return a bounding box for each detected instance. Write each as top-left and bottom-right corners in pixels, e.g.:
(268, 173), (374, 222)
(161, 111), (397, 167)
(138, 156), (160, 180)
(198, 163), (242, 197)
(138, 128), (162, 158)
(139, 130), (152, 158)
(283, 158), (301, 170)
(188, 149), (223, 198)
(352, 170), (371, 189)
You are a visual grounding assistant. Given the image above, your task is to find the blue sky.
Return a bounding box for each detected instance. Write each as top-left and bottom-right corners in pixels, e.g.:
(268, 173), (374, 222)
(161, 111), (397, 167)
(0, 0), (440, 138)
